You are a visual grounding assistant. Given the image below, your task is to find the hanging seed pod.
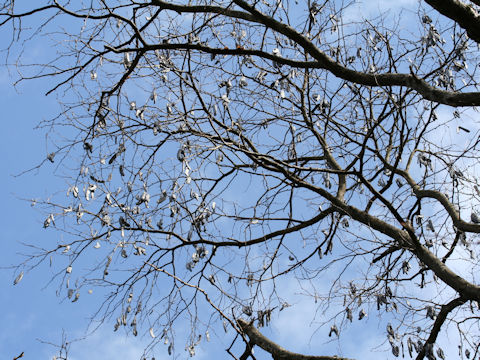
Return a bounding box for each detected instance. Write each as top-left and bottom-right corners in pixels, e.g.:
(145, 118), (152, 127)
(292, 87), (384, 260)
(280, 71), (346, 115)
(43, 214), (54, 228)
(123, 53), (132, 68)
(358, 309), (367, 320)
(242, 305), (253, 316)
(221, 94), (230, 107)
(150, 90), (157, 103)
(392, 345), (399, 357)
(346, 307), (353, 322)
(177, 148), (186, 162)
(386, 324), (395, 337)
(471, 212), (480, 224)
(239, 76), (248, 87)
(13, 271), (24, 285)
(426, 305), (436, 319)
(407, 337), (413, 357)
(47, 152), (55, 163)
(328, 324), (339, 337)
(426, 219), (435, 232)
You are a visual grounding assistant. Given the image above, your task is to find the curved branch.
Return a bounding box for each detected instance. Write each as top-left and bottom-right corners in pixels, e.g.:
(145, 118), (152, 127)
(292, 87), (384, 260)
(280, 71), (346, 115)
(153, 0), (480, 106)
(425, 0), (480, 43)
(237, 319), (354, 360)
(415, 297), (467, 360)
(5, 1), (480, 106)
(232, 0), (480, 107)
(255, 164), (480, 302)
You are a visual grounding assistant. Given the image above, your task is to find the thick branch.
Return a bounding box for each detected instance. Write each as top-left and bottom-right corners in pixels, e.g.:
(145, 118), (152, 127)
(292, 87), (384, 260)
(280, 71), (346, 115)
(425, 0), (480, 43)
(261, 166), (480, 302)
(153, 0), (480, 106)
(5, 1), (480, 106)
(237, 319), (354, 360)
(415, 297), (467, 360)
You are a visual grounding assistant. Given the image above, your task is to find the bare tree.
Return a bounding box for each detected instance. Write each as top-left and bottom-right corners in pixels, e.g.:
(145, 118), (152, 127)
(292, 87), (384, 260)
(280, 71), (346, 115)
(3, 0), (480, 359)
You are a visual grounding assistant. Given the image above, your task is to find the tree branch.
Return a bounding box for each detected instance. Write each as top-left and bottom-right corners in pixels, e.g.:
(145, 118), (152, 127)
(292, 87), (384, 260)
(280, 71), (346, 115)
(237, 319), (354, 360)
(415, 297), (467, 360)
(425, 0), (480, 43)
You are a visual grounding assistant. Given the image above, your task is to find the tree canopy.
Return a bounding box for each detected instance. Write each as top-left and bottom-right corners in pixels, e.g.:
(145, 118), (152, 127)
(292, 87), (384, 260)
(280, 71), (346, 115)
(3, 0), (480, 359)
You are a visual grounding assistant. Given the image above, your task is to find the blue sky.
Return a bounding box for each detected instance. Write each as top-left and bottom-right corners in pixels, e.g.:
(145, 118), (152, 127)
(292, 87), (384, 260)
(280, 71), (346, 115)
(1, 0), (470, 359)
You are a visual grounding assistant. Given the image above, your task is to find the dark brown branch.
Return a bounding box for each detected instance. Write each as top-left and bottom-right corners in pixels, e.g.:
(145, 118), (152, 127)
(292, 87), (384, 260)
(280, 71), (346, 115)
(239, 340), (255, 360)
(425, 0), (480, 43)
(150, 0), (480, 106)
(260, 166), (480, 302)
(415, 297), (467, 360)
(5, 1), (480, 106)
(0, 5), (56, 26)
(372, 245), (401, 263)
(151, 0), (257, 23)
(107, 42), (321, 68)
(13, 352), (24, 360)
(237, 319), (354, 360)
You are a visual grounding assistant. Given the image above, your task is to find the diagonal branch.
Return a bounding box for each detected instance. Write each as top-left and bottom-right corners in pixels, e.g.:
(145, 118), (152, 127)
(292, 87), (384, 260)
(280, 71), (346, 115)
(232, 0), (480, 107)
(154, 0), (480, 106)
(237, 319), (354, 360)
(425, 0), (480, 43)
(415, 297), (467, 360)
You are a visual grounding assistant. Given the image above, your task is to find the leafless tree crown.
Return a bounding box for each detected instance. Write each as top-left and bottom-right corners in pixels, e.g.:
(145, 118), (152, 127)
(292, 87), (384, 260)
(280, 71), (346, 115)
(3, 0), (480, 359)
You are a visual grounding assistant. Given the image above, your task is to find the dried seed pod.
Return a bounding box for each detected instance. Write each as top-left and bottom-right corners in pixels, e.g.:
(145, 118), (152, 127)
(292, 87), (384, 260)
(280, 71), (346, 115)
(436, 347), (445, 360)
(426, 305), (436, 320)
(242, 305), (253, 316)
(426, 219), (435, 232)
(471, 212), (480, 224)
(328, 324), (339, 337)
(43, 214), (54, 228)
(13, 271), (24, 285)
(239, 76), (248, 87)
(358, 309), (367, 320)
(407, 337), (414, 357)
(386, 323), (395, 337)
(392, 345), (399, 357)
(47, 152), (55, 163)
(221, 94), (230, 107)
(177, 148), (186, 162)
